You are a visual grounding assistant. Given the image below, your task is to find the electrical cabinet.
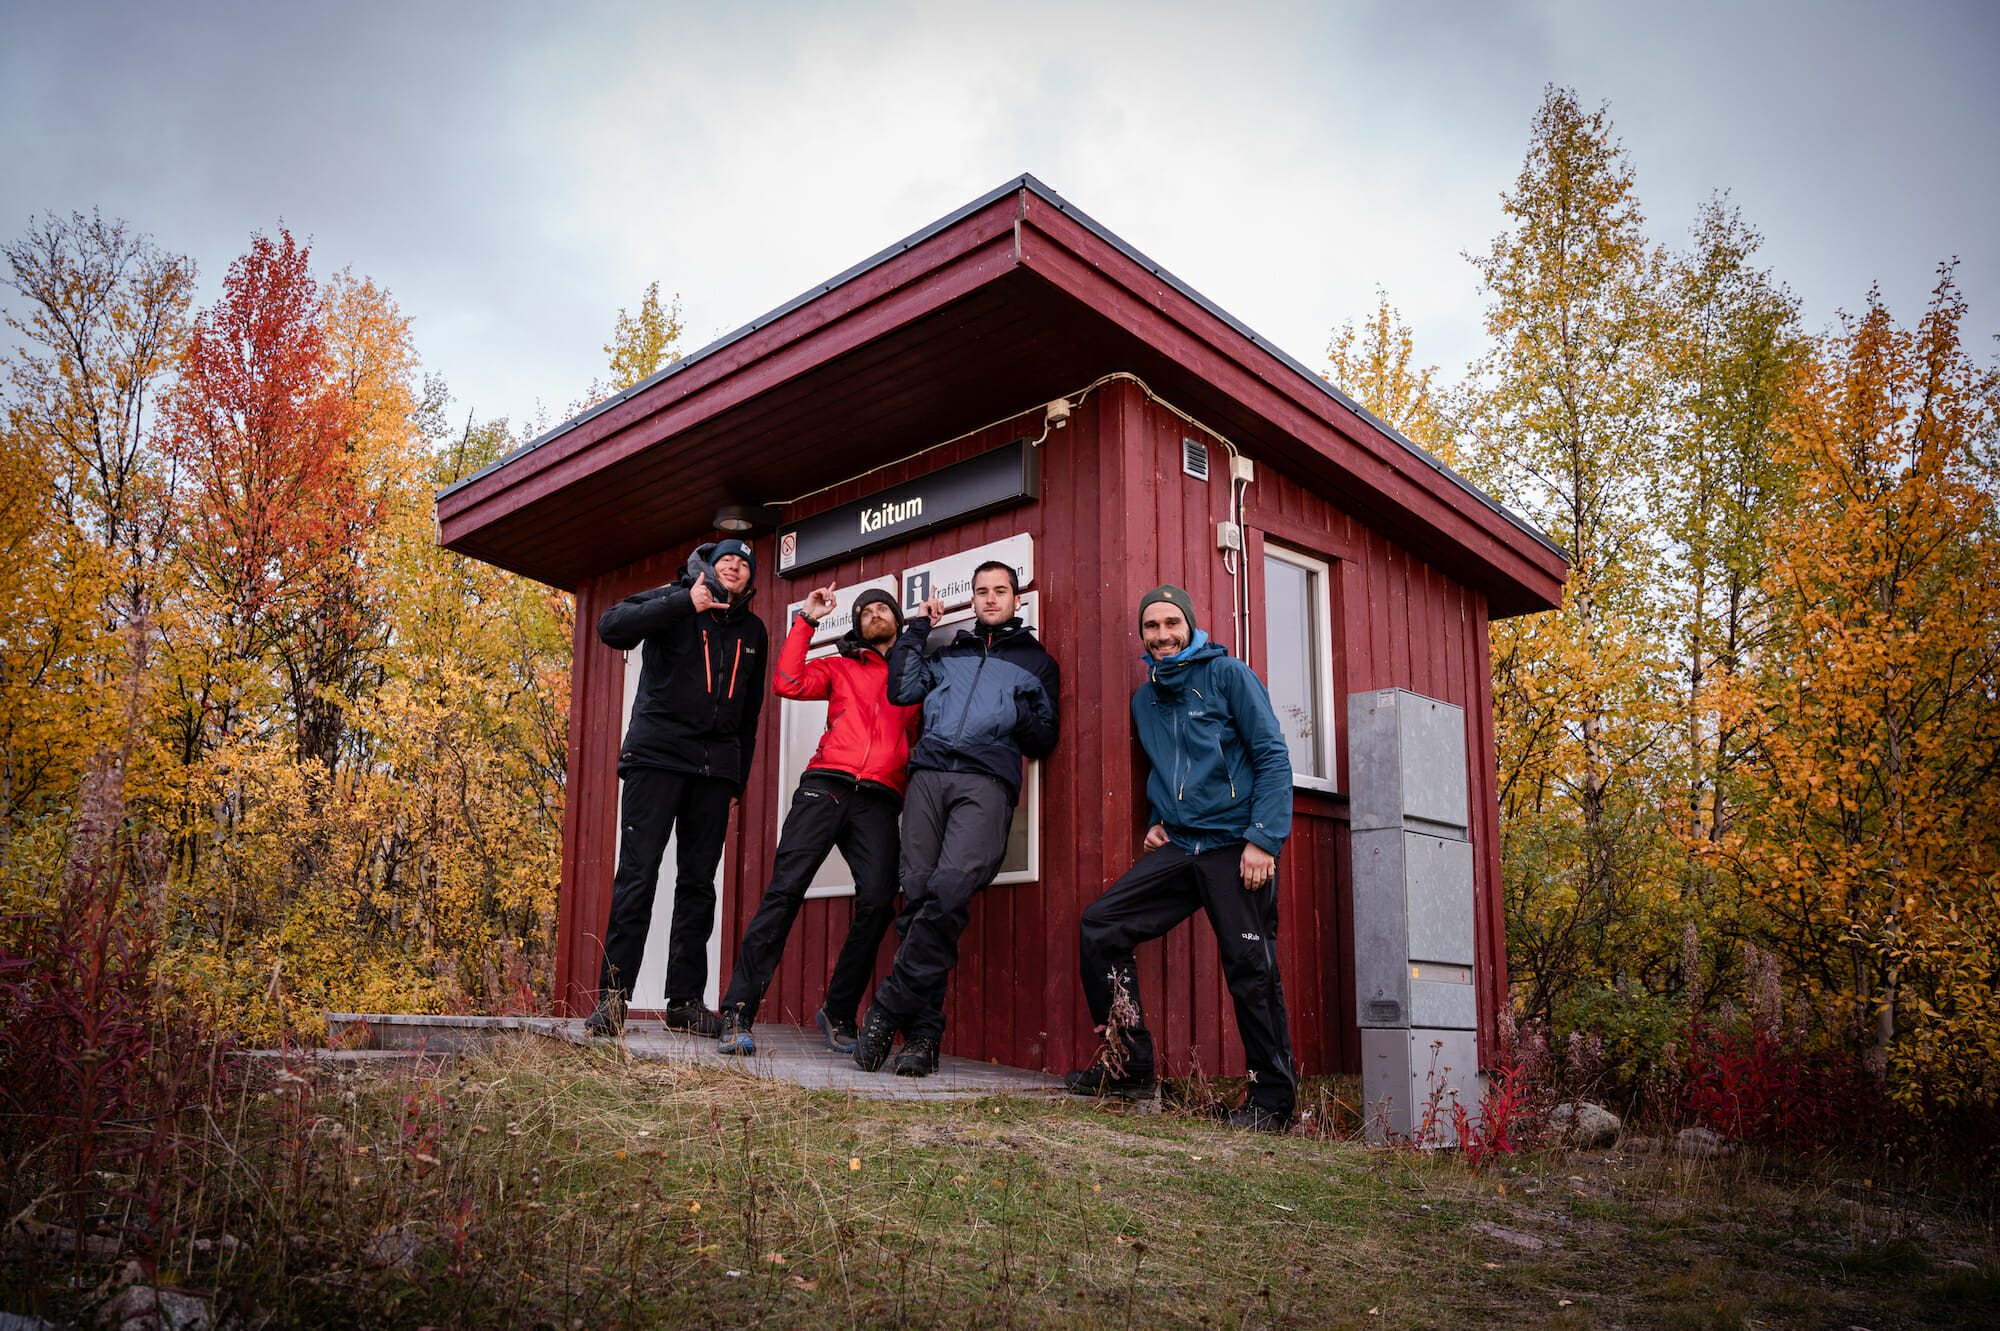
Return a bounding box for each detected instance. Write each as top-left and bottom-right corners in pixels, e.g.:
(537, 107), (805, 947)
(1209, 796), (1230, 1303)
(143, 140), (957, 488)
(1348, 688), (1479, 1144)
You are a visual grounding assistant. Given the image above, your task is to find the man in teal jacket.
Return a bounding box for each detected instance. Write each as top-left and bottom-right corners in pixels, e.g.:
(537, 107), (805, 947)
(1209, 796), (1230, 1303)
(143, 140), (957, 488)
(1065, 584), (1297, 1130)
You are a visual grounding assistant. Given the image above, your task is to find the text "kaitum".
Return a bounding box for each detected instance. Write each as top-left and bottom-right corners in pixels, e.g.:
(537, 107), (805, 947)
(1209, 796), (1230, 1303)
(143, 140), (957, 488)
(860, 497), (922, 533)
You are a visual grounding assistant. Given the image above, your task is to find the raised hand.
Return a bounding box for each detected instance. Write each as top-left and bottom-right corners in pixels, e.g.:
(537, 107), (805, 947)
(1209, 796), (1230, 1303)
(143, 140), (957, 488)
(803, 584), (838, 619)
(691, 578), (723, 612)
(920, 591), (945, 624)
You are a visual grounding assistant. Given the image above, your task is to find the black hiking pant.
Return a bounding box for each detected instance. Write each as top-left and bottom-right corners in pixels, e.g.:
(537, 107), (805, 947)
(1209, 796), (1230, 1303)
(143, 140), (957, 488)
(721, 772), (902, 1024)
(867, 768), (1015, 1044)
(1078, 842), (1298, 1116)
(598, 767), (735, 1006)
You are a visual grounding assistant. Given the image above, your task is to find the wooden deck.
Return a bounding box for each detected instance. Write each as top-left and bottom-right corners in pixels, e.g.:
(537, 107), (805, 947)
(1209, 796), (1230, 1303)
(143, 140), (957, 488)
(321, 1012), (1069, 1102)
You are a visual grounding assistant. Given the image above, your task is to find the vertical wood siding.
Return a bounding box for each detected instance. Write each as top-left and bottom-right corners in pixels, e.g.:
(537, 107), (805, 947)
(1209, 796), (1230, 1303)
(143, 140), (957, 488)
(555, 376), (1509, 1075)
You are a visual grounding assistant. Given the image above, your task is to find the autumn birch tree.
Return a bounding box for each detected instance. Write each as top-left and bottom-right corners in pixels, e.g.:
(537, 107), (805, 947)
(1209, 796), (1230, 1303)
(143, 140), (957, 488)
(1655, 199), (1803, 895)
(1466, 86), (1670, 1021)
(1325, 290), (1463, 463)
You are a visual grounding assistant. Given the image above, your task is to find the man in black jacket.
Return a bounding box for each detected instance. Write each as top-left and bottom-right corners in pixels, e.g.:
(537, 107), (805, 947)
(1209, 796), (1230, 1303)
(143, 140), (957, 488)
(853, 560), (1060, 1076)
(586, 538), (769, 1037)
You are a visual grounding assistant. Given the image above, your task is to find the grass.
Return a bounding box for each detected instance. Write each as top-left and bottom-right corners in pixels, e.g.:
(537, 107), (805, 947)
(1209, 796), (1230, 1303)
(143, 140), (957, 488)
(5, 1035), (1998, 1329)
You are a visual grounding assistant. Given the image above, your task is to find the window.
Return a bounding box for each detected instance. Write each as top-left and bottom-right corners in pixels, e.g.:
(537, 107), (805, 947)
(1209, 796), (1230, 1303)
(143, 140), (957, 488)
(776, 591), (1041, 896)
(1262, 545), (1337, 791)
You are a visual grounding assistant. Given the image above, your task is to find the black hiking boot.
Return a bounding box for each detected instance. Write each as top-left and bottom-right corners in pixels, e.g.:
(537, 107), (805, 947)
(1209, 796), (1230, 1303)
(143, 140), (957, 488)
(1063, 1026), (1156, 1099)
(1062, 1062), (1158, 1100)
(582, 993), (626, 1038)
(852, 1004), (896, 1072)
(1227, 1104), (1291, 1134)
(890, 1035), (940, 1077)
(662, 1001), (724, 1037)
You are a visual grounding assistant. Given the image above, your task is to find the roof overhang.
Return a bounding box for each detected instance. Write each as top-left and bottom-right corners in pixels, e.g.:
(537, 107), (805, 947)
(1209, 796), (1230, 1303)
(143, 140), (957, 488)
(437, 175), (1566, 617)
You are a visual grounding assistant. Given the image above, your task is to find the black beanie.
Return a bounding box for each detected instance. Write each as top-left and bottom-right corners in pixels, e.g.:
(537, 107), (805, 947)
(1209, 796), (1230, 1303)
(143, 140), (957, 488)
(848, 587), (903, 631)
(1137, 584), (1198, 634)
(711, 538), (756, 580)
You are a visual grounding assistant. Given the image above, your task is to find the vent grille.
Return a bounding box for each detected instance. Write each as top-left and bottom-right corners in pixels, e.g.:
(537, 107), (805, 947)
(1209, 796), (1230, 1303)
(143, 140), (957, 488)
(1182, 436), (1210, 481)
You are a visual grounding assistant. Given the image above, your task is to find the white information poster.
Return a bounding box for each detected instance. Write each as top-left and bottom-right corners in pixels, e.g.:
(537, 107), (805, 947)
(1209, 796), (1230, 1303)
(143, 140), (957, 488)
(897, 532), (1034, 617)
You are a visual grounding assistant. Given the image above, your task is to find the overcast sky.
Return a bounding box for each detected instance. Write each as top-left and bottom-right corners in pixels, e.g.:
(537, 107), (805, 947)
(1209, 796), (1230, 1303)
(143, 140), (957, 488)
(4, 0), (1996, 440)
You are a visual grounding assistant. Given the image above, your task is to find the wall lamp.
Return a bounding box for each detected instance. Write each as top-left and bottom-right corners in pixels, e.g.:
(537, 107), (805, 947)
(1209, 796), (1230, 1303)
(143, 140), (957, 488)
(713, 502), (783, 534)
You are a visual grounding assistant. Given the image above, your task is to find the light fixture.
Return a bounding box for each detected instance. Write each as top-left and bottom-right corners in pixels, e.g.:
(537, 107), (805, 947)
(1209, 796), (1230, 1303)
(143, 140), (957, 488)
(713, 502), (781, 534)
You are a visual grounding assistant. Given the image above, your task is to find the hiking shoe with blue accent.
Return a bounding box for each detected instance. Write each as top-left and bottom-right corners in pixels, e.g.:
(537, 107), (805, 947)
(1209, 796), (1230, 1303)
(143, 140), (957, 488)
(717, 1007), (755, 1056)
(814, 1006), (857, 1054)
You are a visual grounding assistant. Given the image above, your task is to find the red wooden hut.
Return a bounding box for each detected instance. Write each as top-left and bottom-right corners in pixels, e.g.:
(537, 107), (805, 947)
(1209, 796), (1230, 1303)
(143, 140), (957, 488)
(436, 176), (1566, 1078)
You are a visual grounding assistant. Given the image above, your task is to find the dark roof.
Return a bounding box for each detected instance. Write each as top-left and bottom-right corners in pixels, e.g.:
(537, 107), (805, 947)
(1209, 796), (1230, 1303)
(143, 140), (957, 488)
(436, 175), (1566, 616)
(439, 174), (1558, 564)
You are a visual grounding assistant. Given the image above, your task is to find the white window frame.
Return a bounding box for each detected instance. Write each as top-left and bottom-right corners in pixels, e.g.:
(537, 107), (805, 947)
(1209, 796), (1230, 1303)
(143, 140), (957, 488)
(1262, 543), (1339, 793)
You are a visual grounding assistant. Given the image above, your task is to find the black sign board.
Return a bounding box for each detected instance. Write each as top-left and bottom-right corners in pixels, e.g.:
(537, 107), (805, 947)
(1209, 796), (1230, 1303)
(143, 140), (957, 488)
(776, 438), (1040, 578)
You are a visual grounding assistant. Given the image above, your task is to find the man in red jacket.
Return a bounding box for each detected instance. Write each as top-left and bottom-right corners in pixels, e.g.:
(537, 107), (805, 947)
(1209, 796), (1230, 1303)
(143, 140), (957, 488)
(716, 584), (921, 1056)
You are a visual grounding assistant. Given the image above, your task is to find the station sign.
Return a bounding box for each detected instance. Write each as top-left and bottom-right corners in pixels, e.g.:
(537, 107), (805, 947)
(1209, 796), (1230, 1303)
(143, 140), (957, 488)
(775, 438), (1039, 577)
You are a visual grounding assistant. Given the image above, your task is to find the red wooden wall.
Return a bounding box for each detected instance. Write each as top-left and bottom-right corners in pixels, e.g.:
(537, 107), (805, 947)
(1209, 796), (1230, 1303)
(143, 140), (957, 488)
(554, 378), (1508, 1077)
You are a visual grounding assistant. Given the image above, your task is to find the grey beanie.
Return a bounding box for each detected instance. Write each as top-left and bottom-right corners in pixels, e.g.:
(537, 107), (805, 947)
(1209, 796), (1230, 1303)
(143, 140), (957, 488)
(1137, 584), (1198, 634)
(848, 587), (904, 630)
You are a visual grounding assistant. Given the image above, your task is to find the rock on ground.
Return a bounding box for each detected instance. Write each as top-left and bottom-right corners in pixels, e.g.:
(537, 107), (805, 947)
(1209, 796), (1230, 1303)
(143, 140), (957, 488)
(1550, 1101), (1622, 1148)
(1470, 1220), (1548, 1250)
(362, 1223), (423, 1271)
(93, 1286), (211, 1331)
(1675, 1125), (1741, 1159)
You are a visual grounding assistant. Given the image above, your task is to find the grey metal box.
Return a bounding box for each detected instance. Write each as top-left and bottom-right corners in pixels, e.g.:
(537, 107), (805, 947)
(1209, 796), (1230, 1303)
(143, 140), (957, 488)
(1409, 969), (1477, 1029)
(1352, 829), (1475, 1027)
(1347, 689), (1470, 836)
(1360, 1026), (1481, 1145)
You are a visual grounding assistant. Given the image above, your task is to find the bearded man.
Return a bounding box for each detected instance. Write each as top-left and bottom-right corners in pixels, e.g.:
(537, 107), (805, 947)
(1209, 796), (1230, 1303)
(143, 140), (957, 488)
(716, 585), (920, 1055)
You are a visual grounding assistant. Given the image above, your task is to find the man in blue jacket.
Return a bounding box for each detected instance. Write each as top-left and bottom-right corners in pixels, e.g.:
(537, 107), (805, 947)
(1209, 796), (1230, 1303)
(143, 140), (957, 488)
(1065, 584), (1297, 1131)
(585, 539), (768, 1039)
(853, 559), (1061, 1077)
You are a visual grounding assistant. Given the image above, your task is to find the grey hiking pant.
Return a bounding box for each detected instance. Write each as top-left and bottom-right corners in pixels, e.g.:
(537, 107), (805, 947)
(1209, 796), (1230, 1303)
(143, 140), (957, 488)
(867, 768), (1015, 1043)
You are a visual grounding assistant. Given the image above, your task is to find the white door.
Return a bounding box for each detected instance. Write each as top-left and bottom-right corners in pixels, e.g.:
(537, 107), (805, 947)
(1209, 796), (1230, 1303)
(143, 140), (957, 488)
(615, 648), (727, 1011)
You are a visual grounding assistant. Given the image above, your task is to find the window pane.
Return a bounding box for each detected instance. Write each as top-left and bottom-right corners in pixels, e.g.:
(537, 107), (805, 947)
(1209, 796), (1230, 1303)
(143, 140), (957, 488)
(1263, 555), (1322, 778)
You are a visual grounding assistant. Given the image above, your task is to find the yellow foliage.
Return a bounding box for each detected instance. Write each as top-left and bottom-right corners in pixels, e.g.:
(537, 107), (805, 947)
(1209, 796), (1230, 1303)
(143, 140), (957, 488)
(1705, 267), (2000, 1109)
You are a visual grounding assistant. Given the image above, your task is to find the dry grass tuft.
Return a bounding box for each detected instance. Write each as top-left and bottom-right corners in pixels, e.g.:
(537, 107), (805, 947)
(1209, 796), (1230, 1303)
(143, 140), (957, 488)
(3, 1034), (1996, 1328)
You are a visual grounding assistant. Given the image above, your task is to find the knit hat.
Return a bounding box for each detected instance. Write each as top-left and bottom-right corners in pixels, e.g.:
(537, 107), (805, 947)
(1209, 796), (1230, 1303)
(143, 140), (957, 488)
(711, 538), (756, 580)
(1137, 584), (1198, 634)
(848, 586), (904, 631)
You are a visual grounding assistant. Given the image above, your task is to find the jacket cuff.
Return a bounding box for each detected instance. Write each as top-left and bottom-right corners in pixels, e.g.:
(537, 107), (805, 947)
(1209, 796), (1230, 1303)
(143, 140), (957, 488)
(1243, 827), (1284, 856)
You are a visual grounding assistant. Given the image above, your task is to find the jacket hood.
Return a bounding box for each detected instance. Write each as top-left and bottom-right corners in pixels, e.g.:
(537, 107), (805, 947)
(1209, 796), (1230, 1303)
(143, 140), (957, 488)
(1145, 631), (1225, 692)
(682, 543), (757, 615)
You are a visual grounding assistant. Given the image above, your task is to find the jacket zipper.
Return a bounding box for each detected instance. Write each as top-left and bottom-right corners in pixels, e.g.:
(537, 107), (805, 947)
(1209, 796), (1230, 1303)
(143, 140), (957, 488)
(701, 627), (713, 694)
(857, 654), (879, 777)
(728, 640), (742, 699)
(951, 636), (991, 747)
